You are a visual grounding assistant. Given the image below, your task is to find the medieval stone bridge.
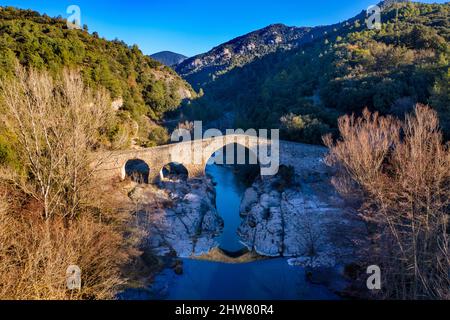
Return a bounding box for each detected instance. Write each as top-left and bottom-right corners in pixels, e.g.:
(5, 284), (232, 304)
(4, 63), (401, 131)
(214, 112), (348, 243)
(96, 134), (329, 183)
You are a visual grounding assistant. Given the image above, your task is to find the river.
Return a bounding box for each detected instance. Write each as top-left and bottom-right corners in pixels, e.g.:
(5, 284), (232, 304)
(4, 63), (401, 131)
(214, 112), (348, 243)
(206, 164), (247, 253)
(119, 164), (342, 300)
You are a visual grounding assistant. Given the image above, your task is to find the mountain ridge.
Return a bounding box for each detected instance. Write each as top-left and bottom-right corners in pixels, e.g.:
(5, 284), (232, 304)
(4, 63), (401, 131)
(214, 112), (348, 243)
(175, 11), (368, 89)
(150, 51), (188, 66)
(182, 1), (450, 143)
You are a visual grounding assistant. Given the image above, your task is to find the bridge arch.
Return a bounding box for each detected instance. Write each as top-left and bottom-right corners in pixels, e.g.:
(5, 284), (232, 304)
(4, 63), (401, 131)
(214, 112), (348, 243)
(98, 134), (284, 184)
(160, 162), (189, 181)
(122, 159), (150, 184)
(205, 142), (261, 183)
(207, 142), (259, 166)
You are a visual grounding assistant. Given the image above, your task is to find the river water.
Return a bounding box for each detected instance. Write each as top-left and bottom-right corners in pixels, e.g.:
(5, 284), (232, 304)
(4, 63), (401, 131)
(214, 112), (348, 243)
(205, 164), (247, 253)
(119, 164), (342, 300)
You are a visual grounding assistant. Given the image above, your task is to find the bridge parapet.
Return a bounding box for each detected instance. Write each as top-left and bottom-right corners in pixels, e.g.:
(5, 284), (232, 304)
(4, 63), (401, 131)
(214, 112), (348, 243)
(94, 135), (328, 183)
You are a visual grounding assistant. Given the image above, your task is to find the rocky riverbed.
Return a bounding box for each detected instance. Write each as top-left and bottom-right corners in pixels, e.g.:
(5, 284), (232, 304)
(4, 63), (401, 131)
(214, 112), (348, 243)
(238, 169), (366, 267)
(128, 175), (224, 258)
(125, 164), (366, 270)
(115, 161), (369, 300)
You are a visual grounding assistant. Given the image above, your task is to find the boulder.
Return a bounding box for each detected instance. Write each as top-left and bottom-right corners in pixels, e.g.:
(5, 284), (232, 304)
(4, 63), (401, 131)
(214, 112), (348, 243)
(236, 171), (365, 267)
(138, 177), (223, 258)
(239, 188), (258, 214)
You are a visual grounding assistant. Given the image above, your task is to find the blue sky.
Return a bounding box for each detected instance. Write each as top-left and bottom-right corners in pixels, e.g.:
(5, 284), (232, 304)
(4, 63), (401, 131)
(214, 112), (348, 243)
(0, 0), (447, 56)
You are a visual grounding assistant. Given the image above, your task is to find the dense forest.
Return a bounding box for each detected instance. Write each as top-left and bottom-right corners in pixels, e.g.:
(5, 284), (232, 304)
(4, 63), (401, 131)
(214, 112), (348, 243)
(0, 6), (195, 168)
(183, 2), (449, 143)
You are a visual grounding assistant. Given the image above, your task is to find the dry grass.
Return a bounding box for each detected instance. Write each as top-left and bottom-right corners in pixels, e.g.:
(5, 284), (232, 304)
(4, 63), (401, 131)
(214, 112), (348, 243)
(0, 189), (132, 300)
(324, 105), (450, 299)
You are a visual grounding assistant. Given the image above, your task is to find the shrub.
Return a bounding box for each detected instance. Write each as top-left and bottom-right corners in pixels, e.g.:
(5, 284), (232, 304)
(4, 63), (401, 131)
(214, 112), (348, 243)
(270, 165), (296, 191)
(0, 192), (128, 300)
(145, 126), (169, 147)
(324, 105), (450, 299)
(280, 113), (331, 144)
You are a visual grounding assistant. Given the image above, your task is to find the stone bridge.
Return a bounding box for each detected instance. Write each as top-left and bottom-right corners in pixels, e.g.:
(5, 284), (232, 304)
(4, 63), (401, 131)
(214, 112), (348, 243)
(96, 134), (329, 183)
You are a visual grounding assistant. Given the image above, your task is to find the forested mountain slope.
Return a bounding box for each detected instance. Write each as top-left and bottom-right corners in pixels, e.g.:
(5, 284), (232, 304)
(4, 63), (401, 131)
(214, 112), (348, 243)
(183, 2), (449, 143)
(175, 23), (337, 89)
(0, 6), (195, 157)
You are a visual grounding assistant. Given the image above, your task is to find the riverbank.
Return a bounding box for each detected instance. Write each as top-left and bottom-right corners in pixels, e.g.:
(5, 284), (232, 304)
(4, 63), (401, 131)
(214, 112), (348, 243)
(238, 167), (367, 266)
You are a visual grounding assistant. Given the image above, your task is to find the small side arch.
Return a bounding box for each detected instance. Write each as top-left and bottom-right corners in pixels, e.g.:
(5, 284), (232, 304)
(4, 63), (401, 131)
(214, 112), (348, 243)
(122, 159), (150, 184)
(160, 162), (189, 181)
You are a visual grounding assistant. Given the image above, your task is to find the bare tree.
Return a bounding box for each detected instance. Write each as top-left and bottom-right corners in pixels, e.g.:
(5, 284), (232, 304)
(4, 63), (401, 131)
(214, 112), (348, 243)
(0, 66), (136, 300)
(0, 64), (113, 219)
(324, 105), (450, 299)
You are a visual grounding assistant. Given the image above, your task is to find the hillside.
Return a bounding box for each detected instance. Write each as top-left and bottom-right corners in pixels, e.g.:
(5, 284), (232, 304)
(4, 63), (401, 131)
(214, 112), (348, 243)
(183, 1), (450, 143)
(175, 23), (337, 89)
(0, 6), (195, 150)
(150, 51), (188, 66)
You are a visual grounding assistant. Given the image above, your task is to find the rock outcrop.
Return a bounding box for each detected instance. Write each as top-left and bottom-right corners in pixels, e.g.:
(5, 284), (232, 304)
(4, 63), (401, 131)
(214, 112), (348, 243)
(238, 171), (366, 266)
(129, 177), (223, 258)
